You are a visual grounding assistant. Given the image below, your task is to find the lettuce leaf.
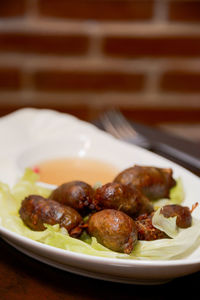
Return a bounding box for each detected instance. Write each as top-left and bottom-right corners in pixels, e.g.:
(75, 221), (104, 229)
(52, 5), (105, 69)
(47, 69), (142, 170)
(132, 218), (200, 260)
(43, 224), (129, 258)
(169, 177), (185, 204)
(0, 170), (199, 261)
(0, 170), (129, 259)
(152, 208), (178, 238)
(153, 178), (185, 210)
(12, 168), (51, 206)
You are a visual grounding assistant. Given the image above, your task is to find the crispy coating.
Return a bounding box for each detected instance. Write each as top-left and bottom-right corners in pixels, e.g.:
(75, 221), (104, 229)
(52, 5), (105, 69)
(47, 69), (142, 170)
(135, 213), (168, 241)
(19, 195), (83, 237)
(160, 204), (192, 228)
(93, 182), (153, 217)
(114, 165), (176, 200)
(88, 209), (138, 254)
(49, 181), (94, 213)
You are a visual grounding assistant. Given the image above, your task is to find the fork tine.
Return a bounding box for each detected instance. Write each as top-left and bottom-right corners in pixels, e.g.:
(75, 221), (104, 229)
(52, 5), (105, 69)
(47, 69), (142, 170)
(106, 112), (130, 139)
(106, 110), (137, 138)
(100, 113), (122, 139)
(100, 109), (150, 148)
(102, 109), (136, 140)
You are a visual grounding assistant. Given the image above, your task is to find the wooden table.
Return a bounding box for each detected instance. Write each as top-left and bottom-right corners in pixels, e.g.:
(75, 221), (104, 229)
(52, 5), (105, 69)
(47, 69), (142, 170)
(0, 117), (200, 300)
(1, 234), (200, 300)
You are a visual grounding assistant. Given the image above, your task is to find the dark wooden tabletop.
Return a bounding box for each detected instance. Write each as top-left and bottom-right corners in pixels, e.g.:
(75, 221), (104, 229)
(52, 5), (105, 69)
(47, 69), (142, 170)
(1, 235), (200, 300)
(0, 116), (200, 300)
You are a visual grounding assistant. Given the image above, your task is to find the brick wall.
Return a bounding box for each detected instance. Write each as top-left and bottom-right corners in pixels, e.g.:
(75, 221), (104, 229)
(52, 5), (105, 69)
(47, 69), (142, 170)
(0, 0), (200, 123)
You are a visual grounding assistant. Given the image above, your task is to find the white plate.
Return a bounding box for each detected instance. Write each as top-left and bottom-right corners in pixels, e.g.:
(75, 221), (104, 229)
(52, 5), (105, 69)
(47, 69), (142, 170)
(0, 108), (200, 285)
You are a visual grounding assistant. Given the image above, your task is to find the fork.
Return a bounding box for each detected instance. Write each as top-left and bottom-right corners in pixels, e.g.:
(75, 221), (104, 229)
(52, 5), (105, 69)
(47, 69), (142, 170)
(100, 109), (200, 170)
(100, 109), (151, 148)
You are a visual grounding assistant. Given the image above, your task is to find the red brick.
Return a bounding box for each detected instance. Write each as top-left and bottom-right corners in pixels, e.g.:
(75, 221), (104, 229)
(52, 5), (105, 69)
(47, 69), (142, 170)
(34, 70), (145, 91)
(0, 33), (89, 55)
(0, 68), (21, 90)
(0, 105), (199, 125)
(121, 108), (200, 124)
(39, 0), (153, 21)
(0, 104), (90, 121)
(161, 71), (200, 93)
(103, 36), (200, 57)
(169, 1), (200, 22)
(0, 0), (26, 17)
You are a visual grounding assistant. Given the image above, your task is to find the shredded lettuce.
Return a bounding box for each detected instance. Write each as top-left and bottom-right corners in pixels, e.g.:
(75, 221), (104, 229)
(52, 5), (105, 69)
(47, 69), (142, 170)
(0, 169), (199, 261)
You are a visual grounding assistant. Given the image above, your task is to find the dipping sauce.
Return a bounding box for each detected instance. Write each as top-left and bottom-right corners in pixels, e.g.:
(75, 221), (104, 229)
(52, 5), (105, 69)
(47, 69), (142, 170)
(34, 157), (119, 186)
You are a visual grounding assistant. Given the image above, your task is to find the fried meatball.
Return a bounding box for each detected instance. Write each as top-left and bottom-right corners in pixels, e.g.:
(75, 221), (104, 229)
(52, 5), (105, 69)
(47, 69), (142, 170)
(160, 204), (192, 228)
(19, 195), (83, 237)
(114, 165), (176, 200)
(135, 213), (168, 241)
(49, 181), (94, 213)
(88, 209), (138, 254)
(93, 182), (153, 217)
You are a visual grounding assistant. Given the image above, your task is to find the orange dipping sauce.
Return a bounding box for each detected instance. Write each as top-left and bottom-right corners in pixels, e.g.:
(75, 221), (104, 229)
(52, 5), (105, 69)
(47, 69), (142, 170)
(34, 157), (119, 186)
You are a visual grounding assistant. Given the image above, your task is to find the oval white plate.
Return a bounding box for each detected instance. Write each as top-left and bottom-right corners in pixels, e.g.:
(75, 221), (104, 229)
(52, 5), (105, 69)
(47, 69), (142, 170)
(0, 108), (200, 285)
